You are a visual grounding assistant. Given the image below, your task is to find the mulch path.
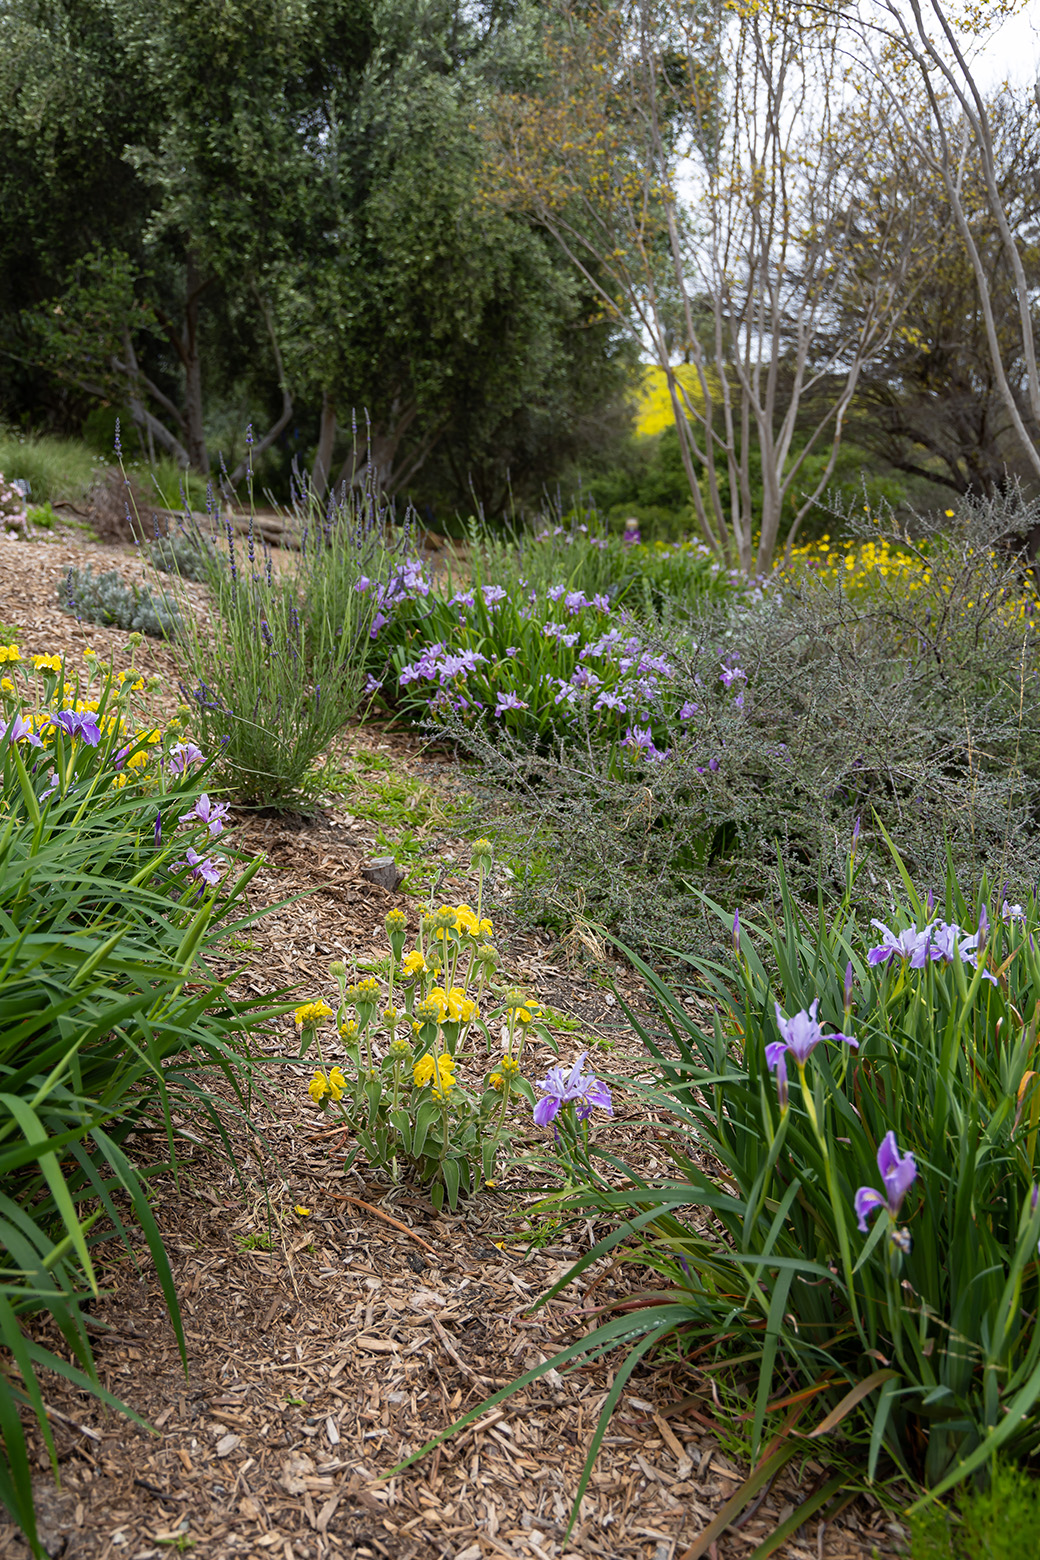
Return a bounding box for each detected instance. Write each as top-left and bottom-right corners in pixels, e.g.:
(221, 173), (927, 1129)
(0, 525), (905, 1560)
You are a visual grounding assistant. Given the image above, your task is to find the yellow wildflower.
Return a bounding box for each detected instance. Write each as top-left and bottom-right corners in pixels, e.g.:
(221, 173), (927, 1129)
(83, 647), (97, 660)
(126, 749), (148, 771)
(340, 1019), (359, 1040)
(446, 986), (476, 1023)
(308, 1071), (330, 1103)
(327, 1066), (347, 1101)
(0, 644), (20, 664)
(356, 976), (380, 999)
(413, 1052), (456, 1090)
(402, 949), (427, 977)
(500, 1054), (520, 1076)
(0, 678), (13, 695)
(489, 1072), (505, 1091)
(32, 653), (62, 673)
(295, 1000), (334, 1028)
(294, 1205), (311, 1217)
(424, 987), (450, 1020)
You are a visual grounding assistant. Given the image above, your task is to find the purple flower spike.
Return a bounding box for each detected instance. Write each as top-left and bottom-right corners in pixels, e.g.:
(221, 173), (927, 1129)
(854, 1132), (917, 1233)
(732, 909), (740, 956)
(533, 1053), (613, 1127)
(54, 710), (101, 746)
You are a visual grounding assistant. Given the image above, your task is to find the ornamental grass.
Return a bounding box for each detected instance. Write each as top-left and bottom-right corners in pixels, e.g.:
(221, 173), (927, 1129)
(0, 642), (284, 1556)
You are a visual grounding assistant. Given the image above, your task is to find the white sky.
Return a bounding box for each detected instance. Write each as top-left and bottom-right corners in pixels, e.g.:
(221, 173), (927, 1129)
(973, 0), (1040, 87)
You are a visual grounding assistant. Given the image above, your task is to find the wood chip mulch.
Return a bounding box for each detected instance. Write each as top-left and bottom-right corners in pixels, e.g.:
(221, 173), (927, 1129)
(0, 527), (908, 1560)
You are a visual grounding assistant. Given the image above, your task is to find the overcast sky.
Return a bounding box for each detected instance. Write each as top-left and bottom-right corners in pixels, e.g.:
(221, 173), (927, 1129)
(974, 0), (1040, 88)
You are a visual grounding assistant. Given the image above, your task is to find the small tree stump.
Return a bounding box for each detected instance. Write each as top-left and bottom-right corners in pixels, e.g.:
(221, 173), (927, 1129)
(360, 857), (404, 891)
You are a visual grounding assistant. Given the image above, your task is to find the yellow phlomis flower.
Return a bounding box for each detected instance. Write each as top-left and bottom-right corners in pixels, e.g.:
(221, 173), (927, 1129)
(403, 949), (427, 976)
(413, 1052), (455, 1090)
(32, 653), (62, 673)
(0, 644), (21, 664)
(295, 1000), (334, 1028)
(308, 1071), (329, 1103)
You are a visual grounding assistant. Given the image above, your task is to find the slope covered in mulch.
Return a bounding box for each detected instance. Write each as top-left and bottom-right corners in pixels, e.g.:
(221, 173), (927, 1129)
(0, 523), (904, 1560)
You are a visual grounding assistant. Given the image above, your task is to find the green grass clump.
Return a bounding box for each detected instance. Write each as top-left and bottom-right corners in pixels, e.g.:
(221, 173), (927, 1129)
(0, 429), (100, 505)
(911, 1462), (1040, 1557)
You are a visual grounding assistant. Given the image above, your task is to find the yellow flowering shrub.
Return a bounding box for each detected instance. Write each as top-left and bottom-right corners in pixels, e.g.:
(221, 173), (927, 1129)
(293, 846), (549, 1210)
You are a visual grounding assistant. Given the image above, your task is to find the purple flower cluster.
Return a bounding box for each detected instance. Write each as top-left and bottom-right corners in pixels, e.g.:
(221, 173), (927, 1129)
(868, 911), (995, 982)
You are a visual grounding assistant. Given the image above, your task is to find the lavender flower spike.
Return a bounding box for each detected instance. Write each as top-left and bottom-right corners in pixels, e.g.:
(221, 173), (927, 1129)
(854, 1132), (917, 1232)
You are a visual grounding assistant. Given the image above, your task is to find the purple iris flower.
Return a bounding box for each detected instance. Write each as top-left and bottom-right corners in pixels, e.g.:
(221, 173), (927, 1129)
(178, 793), (231, 836)
(765, 999), (858, 1109)
(169, 742), (205, 775)
(547, 585), (566, 602)
(720, 664), (747, 689)
(354, 576), (372, 593)
(364, 675), (382, 695)
(370, 610), (389, 638)
(867, 921), (928, 966)
(54, 710), (101, 746)
(564, 590), (588, 614)
(593, 691), (626, 712)
(179, 847), (224, 887)
(504, 646), (520, 658)
(494, 692), (528, 715)
(678, 701), (699, 720)
(40, 770), (60, 801)
(483, 585), (507, 606)
(0, 714), (43, 749)
(1003, 901), (1027, 922)
(854, 1132), (917, 1233)
(533, 1053), (613, 1127)
(593, 593), (610, 611)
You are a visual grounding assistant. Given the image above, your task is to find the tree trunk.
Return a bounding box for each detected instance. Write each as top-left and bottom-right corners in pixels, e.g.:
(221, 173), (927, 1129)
(183, 252), (209, 474)
(311, 393), (337, 500)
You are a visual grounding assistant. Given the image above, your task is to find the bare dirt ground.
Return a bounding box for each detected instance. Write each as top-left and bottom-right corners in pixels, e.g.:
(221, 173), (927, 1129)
(0, 524), (903, 1560)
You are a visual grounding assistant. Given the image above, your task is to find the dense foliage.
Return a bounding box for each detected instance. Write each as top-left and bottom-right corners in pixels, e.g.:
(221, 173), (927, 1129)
(0, 0), (635, 510)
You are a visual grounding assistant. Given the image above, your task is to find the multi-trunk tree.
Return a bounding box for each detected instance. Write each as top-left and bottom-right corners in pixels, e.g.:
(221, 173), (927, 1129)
(485, 0), (929, 571)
